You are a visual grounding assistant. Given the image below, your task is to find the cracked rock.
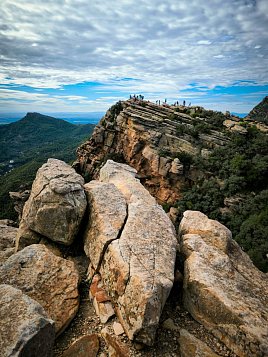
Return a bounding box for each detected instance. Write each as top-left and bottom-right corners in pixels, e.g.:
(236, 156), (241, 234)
(83, 181), (127, 270)
(0, 244), (80, 336)
(17, 158), (87, 246)
(96, 160), (177, 346)
(179, 210), (268, 357)
(0, 284), (55, 357)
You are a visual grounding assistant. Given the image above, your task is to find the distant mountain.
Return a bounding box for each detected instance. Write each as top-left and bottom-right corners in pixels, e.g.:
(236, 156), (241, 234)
(0, 112), (95, 219)
(0, 111), (104, 125)
(0, 112), (94, 173)
(246, 96), (268, 124)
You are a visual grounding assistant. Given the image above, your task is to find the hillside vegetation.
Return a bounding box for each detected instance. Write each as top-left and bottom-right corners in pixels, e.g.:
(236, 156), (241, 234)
(177, 127), (268, 271)
(0, 112), (95, 219)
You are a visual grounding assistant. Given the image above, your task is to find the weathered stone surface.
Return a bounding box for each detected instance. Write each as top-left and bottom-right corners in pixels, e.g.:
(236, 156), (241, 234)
(167, 207), (179, 225)
(113, 322), (124, 336)
(0, 223), (17, 265)
(83, 181), (127, 270)
(170, 158), (183, 174)
(0, 244), (79, 335)
(15, 219), (42, 251)
(101, 327), (129, 357)
(9, 189), (30, 221)
(179, 329), (220, 357)
(223, 119), (236, 128)
(93, 298), (115, 324)
(179, 210), (268, 357)
(230, 124), (247, 134)
(62, 334), (99, 357)
(0, 284), (55, 357)
(17, 158), (87, 246)
(97, 160), (177, 345)
(0, 219), (15, 226)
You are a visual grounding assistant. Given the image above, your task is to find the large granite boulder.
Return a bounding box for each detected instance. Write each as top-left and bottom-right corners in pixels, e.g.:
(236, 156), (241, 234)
(17, 158), (87, 246)
(179, 210), (268, 357)
(84, 181), (127, 270)
(0, 244), (79, 336)
(0, 284), (55, 357)
(85, 160), (177, 346)
(0, 223), (17, 265)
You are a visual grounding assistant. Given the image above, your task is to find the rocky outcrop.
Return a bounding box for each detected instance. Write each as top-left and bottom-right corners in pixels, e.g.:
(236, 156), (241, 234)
(0, 244), (80, 335)
(62, 334), (99, 357)
(179, 210), (268, 357)
(9, 189), (30, 221)
(0, 222), (17, 265)
(17, 158), (87, 246)
(75, 100), (230, 204)
(223, 119), (247, 134)
(85, 160), (177, 346)
(0, 284), (55, 357)
(179, 329), (220, 357)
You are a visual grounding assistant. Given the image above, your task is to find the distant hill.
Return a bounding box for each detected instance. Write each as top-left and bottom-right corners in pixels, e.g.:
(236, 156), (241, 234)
(0, 112), (94, 174)
(0, 112), (95, 219)
(246, 96), (268, 124)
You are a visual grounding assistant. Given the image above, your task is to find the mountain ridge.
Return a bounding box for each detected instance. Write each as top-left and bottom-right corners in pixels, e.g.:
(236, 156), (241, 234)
(75, 97), (268, 272)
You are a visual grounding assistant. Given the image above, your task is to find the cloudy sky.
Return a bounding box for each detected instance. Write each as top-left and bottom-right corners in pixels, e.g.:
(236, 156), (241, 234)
(0, 0), (267, 115)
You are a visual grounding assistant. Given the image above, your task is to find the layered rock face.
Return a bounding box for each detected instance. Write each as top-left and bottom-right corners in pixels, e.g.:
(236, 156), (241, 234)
(0, 244), (80, 335)
(76, 100), (229, 203)
(179, 211), (268, 357)
(0, 284), (55, 357)
(84, 160), (177, 345)
(17, 158), (87, 247)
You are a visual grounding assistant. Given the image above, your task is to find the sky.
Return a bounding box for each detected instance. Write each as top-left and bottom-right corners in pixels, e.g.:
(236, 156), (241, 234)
(0, 0), (267, 115)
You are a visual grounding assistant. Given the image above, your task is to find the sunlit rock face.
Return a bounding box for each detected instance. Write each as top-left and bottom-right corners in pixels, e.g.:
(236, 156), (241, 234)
(17, 158), (87, 247)
(84, 160), (177, 345)
(179, 210), (268, 357)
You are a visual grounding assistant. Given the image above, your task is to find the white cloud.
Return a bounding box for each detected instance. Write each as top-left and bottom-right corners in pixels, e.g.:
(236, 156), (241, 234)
(213, 55), (225, 59)
(0, 0), (267, 113)
(197, 40), (212, 45)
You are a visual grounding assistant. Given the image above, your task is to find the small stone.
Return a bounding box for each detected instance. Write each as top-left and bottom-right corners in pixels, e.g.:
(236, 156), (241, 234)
(62, 334), (99, 357)
(113, 321), (124, 336)
(93, 298), (115, 324)
(163, 318), (179, 332)
(101, 327), (129, 357)
(95, 289), (111, 303)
